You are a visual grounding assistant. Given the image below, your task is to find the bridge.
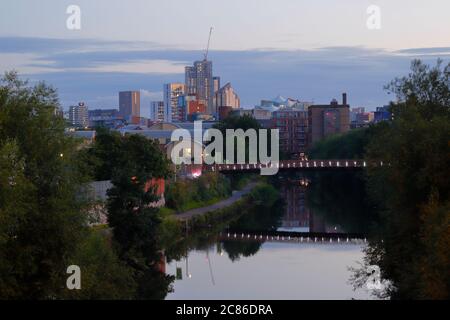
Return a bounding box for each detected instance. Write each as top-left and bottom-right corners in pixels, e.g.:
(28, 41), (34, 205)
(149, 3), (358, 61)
(202, 159), (385, 173)
(219, 230), (367, 246)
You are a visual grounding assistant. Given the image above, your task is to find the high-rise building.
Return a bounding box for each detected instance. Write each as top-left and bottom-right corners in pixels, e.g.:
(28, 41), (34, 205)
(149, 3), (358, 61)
(119, 91), (140, 120)
(308, 93), (350, 146)
(69, 102), (89, 128)
(213, 76), (221, 111)
(163, 83), (185, 122)
(215, 82), (240, 110)
(213, 76), (221, 94)
(185, 60), (214, 115)
(150, 101), (165, 122)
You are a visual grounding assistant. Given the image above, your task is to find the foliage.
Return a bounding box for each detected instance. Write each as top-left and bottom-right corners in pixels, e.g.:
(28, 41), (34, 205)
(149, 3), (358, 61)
(79, 128), (171, 181)
(0, 72), (89, 299)
(213, 114), (273, 163)
(63, 230), (136, 299)
(0, 72), (174, 300)
(76, 127), (124, 180)
(102, 132), (174, 299)
(214, 114), (262, 132)
(308, 124), (385, 160)
(359, 59), (450, 299)
(305, 171), (378, 234)
(165, 173), (231, 212)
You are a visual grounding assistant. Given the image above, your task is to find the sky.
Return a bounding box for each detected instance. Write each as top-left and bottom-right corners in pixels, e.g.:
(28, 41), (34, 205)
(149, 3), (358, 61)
(1, 0), (450, 114)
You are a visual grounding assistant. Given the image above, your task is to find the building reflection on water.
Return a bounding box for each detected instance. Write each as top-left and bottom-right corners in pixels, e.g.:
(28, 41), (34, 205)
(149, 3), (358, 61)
(277, 178), (343, 234)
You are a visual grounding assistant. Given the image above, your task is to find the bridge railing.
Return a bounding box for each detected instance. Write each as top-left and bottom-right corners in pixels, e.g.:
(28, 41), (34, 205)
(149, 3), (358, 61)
(202, 159), (386, 172)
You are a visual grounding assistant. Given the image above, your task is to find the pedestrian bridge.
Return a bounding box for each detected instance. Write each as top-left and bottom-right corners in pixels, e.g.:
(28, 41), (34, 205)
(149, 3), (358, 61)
(203, 159), (385, 173)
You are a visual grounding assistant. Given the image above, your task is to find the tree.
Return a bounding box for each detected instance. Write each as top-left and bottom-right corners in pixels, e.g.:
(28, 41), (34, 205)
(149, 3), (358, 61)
(0, 72), (87, 299)
(105, 133), (174, 299)
(308, 124), (385, 160)
(77, 127), (124, 181)
(213, 114), (265, 163)
(62, 230), (136, 300)
(358, 60), (450, 299)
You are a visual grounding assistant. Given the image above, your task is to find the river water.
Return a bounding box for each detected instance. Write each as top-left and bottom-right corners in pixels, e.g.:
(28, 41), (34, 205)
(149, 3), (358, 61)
(164, 172), (377, 300)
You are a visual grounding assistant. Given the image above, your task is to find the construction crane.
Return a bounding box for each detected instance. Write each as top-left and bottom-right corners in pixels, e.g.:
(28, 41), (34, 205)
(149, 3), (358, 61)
(203, 27), (213, 61)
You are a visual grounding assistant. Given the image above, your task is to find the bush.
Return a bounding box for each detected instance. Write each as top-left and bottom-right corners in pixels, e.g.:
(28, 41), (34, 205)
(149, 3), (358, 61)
(165, 173), (231, 211)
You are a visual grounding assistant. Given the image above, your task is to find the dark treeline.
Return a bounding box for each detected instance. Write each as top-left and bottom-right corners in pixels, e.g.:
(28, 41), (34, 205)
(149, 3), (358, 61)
(0, 73), (174, 299)
(308, 60), (450, 299)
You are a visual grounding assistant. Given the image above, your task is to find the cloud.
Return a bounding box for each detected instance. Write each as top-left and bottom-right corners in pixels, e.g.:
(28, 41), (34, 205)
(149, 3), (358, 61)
(140, 89), (163, 100)
(396, 47), (450, 55)
(0, 53), (62, 74)
(78, 59), (186, 74)
(1, 36), (449, 111)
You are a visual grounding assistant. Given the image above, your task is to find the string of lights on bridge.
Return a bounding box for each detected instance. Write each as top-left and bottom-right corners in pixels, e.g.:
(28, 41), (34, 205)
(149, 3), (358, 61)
(206, 160), (386, 172)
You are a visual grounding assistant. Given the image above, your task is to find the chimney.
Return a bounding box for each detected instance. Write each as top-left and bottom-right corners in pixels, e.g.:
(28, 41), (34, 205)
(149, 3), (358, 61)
(342, 93), (347, 105)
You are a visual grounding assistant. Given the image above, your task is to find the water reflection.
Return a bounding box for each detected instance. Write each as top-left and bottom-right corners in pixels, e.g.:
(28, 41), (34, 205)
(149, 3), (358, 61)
(163, 172), (377, 299)
(166, 243), (371, 300)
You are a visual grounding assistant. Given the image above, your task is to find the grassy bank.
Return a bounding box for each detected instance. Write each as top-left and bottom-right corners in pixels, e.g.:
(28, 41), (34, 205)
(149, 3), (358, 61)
(157, 181), (280, 250)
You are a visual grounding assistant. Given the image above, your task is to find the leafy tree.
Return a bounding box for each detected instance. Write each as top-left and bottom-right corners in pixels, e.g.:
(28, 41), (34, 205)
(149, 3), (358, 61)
(63, 230), (136, 300)
(214, 114), (262, 132)
(104, 133), (174, 299)
(0, 72), (144, 300)
(357, 60), (450, 299)
(308, 124), (385, 160)
(77, 127), (126, 181)
(213, 114), (269, 163)
(0, 72), (87, 299)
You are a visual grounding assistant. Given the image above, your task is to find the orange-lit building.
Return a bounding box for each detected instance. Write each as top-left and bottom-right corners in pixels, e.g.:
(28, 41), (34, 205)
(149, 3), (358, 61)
(178, 94), (206, 121)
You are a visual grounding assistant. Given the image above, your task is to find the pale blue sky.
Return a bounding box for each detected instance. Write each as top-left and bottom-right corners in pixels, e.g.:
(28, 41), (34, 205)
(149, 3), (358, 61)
(2, 0), (450, 50)
(0, 1), (449, 111)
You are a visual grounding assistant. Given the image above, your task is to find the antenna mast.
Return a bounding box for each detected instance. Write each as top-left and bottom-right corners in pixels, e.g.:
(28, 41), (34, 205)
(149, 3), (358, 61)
(204, 27), (213, 60)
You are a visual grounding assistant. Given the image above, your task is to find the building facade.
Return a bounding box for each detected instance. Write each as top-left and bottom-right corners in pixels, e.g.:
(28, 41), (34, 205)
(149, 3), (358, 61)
(178, 94), (207, 121)
(88, 108), (123, 128)
(119, 91), (140, 120)
(163, 83), (185, 122)
(212, 76), (221, 111)
(69, 102), (89, 128)
(185, 60), (214, 115)
(150, 101), (165, 122)
(374, 105), (392, 123)
(272, 108), (309, 157)
(308, 93), (350, 146)
(215, 82), (240, 110)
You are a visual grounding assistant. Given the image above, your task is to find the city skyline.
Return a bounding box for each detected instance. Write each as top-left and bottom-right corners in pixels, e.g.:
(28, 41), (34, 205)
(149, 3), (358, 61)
(1, 1), (448, 302)
(1, 1), (450, 113)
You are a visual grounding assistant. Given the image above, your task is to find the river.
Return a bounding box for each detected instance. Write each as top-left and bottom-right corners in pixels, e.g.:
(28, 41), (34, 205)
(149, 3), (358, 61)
(163, 171), (378, 300)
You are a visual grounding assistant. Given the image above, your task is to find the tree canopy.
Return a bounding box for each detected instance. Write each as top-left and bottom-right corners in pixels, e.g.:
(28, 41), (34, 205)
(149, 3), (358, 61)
(0, 72), (87, 298)
(362, 60), (450, 299)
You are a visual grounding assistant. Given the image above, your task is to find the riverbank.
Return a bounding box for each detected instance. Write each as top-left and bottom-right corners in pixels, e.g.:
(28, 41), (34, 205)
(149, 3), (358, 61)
(174, 181), (259, 220)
